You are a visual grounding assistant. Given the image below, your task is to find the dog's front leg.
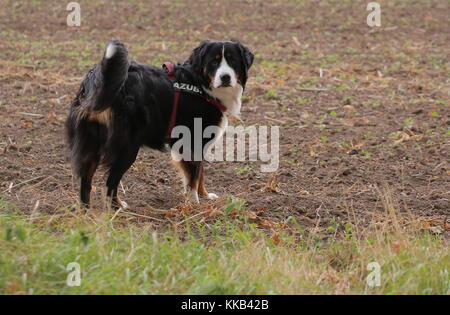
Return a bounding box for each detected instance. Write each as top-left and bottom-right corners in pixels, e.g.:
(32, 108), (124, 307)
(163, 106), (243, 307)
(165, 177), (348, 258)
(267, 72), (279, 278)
(173, 159), (219, 203)
(173, 160), (201, 203)
(198, 164), (218, 200)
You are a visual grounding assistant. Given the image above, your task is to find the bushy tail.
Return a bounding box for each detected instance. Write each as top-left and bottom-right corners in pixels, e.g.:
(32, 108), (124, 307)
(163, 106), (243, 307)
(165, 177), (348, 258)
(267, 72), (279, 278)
(92, 40), (129, 111)
(65, 40), (129, 177)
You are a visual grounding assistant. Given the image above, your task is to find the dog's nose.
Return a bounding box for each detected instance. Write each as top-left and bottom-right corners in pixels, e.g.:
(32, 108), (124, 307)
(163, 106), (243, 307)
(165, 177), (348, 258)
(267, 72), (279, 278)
(220, 74), (231, 85)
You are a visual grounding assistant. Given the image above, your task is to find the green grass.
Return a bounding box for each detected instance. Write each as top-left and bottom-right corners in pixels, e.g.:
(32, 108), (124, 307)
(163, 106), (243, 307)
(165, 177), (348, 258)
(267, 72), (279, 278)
(0, 197), (449, 295)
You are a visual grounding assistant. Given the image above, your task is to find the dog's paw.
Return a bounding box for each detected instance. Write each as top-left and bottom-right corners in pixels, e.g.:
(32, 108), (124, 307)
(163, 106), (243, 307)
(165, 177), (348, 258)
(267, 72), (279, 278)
(112, 197), (129, 210)
(186, 190), (200, 203)
(119, 200), (129, 210)
(207, 193), (219, 200)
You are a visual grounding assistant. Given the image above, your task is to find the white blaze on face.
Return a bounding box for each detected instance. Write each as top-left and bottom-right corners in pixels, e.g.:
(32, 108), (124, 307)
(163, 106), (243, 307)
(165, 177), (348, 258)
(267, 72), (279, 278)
(213, 45), (238, 88)
(206, 45), (244, 117)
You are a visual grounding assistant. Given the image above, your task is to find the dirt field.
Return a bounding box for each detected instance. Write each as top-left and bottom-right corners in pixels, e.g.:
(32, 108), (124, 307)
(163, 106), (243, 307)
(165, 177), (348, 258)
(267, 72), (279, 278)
(0, 0), (448, 235)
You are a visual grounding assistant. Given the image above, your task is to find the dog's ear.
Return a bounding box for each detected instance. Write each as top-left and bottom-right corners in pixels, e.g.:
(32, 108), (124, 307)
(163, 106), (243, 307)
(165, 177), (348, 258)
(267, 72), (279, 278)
(232, 40), (254, 71)
(188, 40), (210, 74)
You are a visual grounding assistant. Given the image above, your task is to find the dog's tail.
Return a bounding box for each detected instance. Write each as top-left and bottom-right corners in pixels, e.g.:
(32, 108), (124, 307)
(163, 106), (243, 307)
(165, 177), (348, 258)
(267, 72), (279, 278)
(66, 40), (129, 176)
(92, 40), (129, 111)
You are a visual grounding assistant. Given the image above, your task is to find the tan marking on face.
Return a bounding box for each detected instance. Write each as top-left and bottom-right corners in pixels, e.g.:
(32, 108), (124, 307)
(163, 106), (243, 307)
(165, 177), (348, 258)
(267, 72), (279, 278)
(236, 73), (243, 85)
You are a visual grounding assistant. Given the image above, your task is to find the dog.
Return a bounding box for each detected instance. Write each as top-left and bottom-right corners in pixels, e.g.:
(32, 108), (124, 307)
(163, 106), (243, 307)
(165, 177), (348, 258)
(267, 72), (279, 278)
(66, 40), (254, 209)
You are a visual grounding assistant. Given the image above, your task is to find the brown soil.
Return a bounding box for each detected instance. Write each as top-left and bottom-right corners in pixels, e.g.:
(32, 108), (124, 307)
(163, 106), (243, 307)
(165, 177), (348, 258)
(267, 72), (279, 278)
(0, 0), (448, 235)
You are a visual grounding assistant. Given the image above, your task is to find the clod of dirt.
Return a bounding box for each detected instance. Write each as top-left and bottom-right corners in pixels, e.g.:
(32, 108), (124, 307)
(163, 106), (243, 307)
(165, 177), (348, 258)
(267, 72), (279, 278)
(341, 169), (352, 176)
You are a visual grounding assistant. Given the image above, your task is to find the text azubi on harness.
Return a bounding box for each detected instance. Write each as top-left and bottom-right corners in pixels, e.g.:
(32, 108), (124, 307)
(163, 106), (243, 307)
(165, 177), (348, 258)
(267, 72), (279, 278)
(163, 62), (227, 143)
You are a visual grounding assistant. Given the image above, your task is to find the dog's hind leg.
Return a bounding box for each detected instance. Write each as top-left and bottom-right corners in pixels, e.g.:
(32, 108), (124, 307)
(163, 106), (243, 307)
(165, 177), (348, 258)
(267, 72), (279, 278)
(79, 155), (100, 209)
(105, 148), (139, 210)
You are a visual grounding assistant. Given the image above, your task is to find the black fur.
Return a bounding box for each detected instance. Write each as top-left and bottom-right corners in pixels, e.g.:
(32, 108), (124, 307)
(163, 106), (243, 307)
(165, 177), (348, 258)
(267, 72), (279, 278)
(66, 40), (253, 208)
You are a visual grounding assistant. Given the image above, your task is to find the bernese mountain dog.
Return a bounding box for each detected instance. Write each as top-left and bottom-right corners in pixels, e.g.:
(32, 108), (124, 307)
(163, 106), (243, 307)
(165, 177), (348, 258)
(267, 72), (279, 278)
(66, 40), (254, 209)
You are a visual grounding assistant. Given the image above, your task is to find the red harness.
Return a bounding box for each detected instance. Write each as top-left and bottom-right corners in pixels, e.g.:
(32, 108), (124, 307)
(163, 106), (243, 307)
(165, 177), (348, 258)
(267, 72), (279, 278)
(163, 62), (226, 143)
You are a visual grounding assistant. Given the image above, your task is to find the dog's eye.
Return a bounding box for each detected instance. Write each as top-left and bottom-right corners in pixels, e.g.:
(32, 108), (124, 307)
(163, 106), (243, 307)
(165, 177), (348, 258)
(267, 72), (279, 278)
(211, 60), (219, 66)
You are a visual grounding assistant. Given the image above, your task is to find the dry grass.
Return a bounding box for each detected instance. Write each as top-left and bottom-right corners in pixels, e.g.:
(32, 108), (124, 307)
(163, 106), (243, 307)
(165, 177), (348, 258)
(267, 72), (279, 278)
(0, 191), (448, 295)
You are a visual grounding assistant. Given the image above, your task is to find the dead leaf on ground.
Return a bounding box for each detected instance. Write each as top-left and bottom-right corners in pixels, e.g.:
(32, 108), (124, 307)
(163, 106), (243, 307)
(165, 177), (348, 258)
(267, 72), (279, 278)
(343, 105), (355, 111)
(164, 209), (178, 219)
(242, 210), (258, 219)
(258, 218), (275, 229)
(264, 172), (281, 193)
(205, 210), (223, 219)
(393, 131), (423, 145)
(47, 113), (56, 122)
(307, 144), (317, 157)
(316, 267), (340, 285)
(344, 118), (370, 127)
(271, 233), (281, 245)
(391, 241), (402, 254)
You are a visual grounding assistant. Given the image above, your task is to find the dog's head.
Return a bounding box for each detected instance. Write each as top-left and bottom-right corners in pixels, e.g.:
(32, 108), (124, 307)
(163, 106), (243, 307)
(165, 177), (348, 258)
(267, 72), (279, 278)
(188, 40), (254, 90)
